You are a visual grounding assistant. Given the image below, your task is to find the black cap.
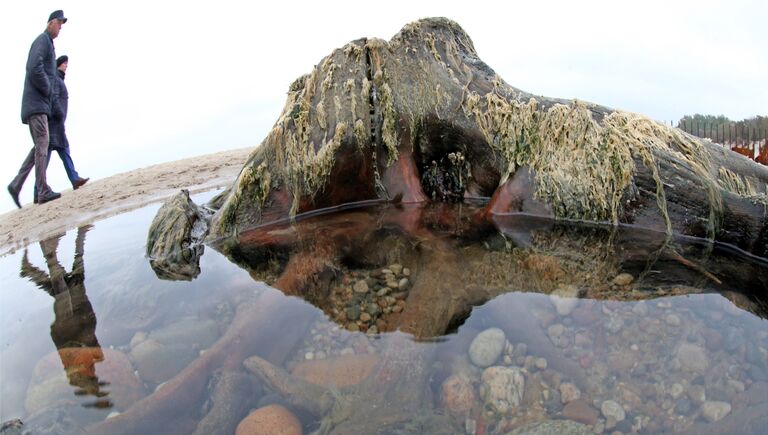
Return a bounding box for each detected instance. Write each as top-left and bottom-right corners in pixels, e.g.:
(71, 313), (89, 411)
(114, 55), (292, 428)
(57, 55), (68, 67)
(48, 10), (67, 23)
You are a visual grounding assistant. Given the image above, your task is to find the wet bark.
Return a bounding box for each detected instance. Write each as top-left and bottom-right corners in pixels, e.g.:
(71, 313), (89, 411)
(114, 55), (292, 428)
(192, 370), (261, 435)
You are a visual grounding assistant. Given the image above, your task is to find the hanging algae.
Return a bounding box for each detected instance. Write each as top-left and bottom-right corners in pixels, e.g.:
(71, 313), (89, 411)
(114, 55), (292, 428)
(215, 59), (351, 232)
(718, 167), (768, 206)
(463, 87), (725, 237)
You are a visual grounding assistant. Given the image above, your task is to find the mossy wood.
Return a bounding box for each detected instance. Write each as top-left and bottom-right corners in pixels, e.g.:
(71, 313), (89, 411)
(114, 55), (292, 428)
(173, 17), (768, 261)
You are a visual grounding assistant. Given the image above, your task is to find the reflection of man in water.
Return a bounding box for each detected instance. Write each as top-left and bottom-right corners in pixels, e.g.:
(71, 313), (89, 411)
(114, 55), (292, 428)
(20, 225), (111, 408)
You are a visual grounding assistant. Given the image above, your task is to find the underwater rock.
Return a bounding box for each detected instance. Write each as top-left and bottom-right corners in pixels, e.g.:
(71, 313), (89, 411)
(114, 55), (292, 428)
(700, 400), (732, 423)
(235, 404), (302, 435)
(600, 399), (626, 422)
(562, 398), (599, 425)
(479, 366), (525, 414)
(129, 338), (198, 385)
(468, 327), (506, 367)
(25, 348), (145, 414)
(440, 373), (477, 418)
(148, 318), (221, 350)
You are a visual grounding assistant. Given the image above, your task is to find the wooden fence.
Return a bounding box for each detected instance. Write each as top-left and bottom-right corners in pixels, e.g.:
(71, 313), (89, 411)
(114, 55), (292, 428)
(674, 121), (767, 165)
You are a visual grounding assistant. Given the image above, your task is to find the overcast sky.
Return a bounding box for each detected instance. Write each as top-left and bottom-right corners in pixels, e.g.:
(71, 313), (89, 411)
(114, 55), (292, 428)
(1, 0), (766, 213)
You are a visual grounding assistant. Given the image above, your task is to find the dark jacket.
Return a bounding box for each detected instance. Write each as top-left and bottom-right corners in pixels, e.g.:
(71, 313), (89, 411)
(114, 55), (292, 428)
(49, 70), (68, 150)
(21, 31), (58, 124)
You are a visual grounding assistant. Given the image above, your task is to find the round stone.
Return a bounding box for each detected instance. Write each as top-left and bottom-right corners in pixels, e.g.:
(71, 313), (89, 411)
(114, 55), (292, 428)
(235, 404), (302, 435)
(701, 401), (731, 422)
(469, 327), (506, 368)
(441, 374), (476, 417)
(353, 280), (369, 293)
(601, 399), (626, 422)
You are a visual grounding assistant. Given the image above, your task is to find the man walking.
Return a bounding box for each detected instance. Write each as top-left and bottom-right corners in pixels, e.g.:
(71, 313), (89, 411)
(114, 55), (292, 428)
(49, 55), (89, 191)
(7, 10), (67, 208)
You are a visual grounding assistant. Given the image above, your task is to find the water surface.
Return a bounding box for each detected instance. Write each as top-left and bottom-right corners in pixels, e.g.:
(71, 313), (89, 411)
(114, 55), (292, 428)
(1, 196), (766, 434)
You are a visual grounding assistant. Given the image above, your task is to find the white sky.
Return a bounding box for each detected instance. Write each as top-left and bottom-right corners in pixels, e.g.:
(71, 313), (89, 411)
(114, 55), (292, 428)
(1, 0), (766, 213)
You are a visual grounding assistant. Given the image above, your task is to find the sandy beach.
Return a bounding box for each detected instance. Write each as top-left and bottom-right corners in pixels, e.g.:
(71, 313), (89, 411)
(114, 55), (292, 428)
(0, 147), (251, 255)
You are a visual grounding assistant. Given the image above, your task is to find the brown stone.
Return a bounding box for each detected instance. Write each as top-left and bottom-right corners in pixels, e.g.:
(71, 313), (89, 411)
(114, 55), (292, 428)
(563, 398), (599, 425)
(291, 353), (378, 388)
(235, 405), (302, 435)
(441, 374), (477, 417)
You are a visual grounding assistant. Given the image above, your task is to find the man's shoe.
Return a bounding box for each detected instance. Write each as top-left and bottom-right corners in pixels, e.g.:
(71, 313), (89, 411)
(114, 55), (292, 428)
(38, 191), (61, 204)
(73, 178), (89, 190)
(7, 184), (21, 209)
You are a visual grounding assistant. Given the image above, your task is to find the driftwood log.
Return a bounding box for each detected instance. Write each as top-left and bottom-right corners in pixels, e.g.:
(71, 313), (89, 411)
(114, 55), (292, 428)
(141, 16), (768, 434)
(186, 17), (766, 252)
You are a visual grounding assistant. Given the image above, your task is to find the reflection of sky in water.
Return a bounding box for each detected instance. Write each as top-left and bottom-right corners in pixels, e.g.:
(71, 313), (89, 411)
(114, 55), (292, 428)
(0, 195), (766, 433)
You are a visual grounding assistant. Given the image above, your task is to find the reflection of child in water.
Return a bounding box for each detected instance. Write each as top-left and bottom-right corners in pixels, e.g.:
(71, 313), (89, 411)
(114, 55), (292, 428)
(20, 225), (111, 408)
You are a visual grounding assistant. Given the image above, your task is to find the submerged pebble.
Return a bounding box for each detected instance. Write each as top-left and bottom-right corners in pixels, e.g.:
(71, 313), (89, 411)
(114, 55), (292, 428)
(701, 400), (731, 422)
(235, 405), (302, 435)
(469, 328), (506, 367)
(601, 399), (626, 422)
(559, 382), (581, 404)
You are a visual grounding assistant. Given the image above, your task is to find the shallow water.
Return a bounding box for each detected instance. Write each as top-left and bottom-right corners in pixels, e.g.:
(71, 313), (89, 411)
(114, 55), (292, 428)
(1, 194), (767, 434)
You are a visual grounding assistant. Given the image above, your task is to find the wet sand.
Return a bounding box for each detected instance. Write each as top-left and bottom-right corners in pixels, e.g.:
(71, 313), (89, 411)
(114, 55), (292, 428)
(0, 147), (251, 255)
